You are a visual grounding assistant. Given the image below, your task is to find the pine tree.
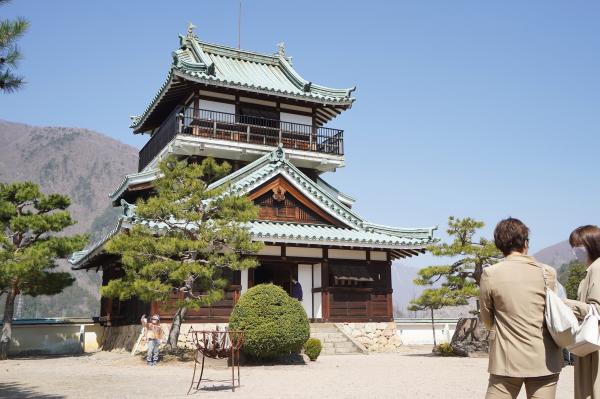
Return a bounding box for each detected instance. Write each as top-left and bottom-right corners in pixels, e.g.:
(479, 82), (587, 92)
(0, 181), (87, 359)
(408, 216), (502, 346)
(408, 287), (472, 346)
(103, 156), (262, 349)
(558, 260), (587, 300)
(0, 0), (29, 93)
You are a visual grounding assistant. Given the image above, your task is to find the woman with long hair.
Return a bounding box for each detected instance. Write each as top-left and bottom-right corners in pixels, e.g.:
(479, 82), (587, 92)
(565, 225), (600, 399)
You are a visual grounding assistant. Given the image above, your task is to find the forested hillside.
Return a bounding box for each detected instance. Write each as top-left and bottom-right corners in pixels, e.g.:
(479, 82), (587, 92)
(0, 120), (138, 318)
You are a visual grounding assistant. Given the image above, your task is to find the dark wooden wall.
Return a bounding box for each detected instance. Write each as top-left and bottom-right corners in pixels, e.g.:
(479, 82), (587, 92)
(255, 191), (327, 224)
(98, 255), (394, 324)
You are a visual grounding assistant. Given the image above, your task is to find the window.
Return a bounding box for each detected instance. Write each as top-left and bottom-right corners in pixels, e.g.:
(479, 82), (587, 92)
(237, 103), (279, 126)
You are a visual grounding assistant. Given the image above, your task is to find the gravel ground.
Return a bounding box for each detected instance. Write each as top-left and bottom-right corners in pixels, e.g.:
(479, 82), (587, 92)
(0, 347), (574, 399)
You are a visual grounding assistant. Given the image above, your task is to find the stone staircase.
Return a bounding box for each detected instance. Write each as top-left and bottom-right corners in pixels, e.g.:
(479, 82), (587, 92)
(310, 323), (366, 355)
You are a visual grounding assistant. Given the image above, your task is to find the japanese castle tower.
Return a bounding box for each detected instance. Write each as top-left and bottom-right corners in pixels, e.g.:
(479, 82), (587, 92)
(70, 27), (435, 325)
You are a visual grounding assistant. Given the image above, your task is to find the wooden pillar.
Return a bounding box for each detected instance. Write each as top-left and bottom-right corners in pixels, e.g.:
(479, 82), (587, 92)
(386, 256), (393, 320)
(106, 298), (113, 326)
(150, 301), (159, 317)
(193, 94), (199, 118)
(321, 248), (329, 321)
(367, 293), (373, 321)
(322, 291), (330, 321)
(386, 294), (393, 322)
(248, 268), (255, 288)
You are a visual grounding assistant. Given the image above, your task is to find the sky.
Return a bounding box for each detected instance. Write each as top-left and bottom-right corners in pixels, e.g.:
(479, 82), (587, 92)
(1, 1), (599, 268)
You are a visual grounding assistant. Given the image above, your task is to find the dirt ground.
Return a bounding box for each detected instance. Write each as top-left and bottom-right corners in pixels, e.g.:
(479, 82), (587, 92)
(0, 347), (574, 399)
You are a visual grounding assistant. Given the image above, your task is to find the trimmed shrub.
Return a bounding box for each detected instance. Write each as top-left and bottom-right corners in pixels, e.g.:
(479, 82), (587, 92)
(229, 283), (310, 359)
(303, 338), (322, 361)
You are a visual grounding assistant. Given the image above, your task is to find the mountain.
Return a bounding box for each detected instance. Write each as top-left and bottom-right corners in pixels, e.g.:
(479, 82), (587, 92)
(392, 263), (473, 319)
(392, 264), (420, 318)
(0, 120), (138, 318)
(534, 240), (574, 268)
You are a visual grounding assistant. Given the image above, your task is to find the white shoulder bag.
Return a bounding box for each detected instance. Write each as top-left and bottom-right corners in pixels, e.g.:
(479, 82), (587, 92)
(567, 305), (600, 357)
(542, 266), (579, 348)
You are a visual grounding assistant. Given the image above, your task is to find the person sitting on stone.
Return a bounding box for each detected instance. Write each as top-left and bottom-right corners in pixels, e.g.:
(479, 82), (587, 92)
(141, 314), (165, 366)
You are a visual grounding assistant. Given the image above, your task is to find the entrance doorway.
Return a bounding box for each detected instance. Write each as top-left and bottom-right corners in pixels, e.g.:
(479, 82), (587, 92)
(253, 263), (296, 296)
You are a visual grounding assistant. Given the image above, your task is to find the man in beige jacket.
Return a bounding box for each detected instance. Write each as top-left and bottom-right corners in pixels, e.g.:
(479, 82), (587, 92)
(480, 218), (563, 399)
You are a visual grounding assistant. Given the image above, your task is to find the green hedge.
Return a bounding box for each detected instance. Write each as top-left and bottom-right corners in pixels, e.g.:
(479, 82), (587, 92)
(229, 283), (310, 359)
(303, 338), (322, 361)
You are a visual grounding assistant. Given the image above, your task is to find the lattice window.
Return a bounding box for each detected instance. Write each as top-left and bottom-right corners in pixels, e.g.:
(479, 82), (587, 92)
(254, 191), (328, 224)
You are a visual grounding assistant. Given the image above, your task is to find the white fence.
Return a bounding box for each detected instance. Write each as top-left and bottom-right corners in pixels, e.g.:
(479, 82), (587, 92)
(395, 318), (459, 345)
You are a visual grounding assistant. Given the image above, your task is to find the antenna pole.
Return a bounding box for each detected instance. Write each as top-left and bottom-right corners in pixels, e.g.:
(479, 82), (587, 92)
(237, 0), (242, 49)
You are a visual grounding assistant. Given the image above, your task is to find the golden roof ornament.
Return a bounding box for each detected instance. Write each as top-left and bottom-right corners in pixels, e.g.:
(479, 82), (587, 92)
(272, 186), (286, 202)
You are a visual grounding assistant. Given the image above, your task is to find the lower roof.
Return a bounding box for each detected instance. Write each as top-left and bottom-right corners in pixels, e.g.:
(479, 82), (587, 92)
(250, 221), (430, 249)
(71, 147), (436, 269)
(69, 217), (431, 269)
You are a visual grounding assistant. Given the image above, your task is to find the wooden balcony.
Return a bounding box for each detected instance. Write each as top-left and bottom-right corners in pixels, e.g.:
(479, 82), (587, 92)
(138, 106), (344, 171)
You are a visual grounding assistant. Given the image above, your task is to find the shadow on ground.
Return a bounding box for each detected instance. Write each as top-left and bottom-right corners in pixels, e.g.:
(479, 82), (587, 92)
(8, 352), (96, 361)
(188, 380), (239, 393)
(0, 382), (65, 399)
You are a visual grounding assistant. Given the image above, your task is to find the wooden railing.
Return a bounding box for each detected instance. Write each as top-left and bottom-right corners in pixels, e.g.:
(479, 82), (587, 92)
(138, 106), (344, 171)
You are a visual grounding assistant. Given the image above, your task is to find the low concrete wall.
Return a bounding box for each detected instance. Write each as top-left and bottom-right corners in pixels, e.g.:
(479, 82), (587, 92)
(6, 320), (103, 356)
(395, 318), (458, 345)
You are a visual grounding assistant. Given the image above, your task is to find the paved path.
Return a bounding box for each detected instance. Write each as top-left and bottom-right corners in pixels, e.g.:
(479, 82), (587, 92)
(0, 348), (574, 398)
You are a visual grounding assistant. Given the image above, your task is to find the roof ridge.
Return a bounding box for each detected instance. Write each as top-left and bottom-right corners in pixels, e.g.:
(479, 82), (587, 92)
(195, 39), (282, 65)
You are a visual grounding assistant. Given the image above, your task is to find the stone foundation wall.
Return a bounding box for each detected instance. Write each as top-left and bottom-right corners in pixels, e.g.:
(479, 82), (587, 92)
(337, 322), (403, 352)
(101, 325), (141, 352)
(101, 322), (402, 353)
(100, 322), (229, 352)
(174, 322), (229, 349)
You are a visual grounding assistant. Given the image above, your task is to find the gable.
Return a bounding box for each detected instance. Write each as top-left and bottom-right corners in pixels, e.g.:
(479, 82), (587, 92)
(248, 176), (343, 226)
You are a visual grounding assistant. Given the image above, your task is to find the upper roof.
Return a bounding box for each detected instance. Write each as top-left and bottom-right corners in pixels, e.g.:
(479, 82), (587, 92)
(131, 27), (356, 133)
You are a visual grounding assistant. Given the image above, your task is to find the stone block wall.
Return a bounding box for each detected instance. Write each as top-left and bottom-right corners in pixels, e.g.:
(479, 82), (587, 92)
(337, 322), (403, 352)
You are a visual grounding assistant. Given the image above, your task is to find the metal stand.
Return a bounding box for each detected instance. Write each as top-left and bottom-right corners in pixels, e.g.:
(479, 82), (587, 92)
(187, 328), (244, 394)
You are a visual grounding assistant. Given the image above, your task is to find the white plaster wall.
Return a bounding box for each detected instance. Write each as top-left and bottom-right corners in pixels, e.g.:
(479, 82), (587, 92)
(241, 269), (248, 294)
(313, 264), (322, 318)
(280, 103), (312, 113)
(199, 99), (235, 118)
(198, 90), (235, 101)
(298, 264), (313, 318)
(257, 245), (281, 256)
(280, 112), (312, 126)
(329, 249), (367, 260)
(371, 251), (388, 261)
(286, 247), (322, 258)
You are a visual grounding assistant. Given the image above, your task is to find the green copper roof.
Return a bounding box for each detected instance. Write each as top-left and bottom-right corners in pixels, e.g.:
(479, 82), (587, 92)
(174, 38), (356, 102)
(131, 33), (356, 132)
(249, 221), (431, 248)
(73, 147), (436, 269)
(109, 146), (436, 238)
